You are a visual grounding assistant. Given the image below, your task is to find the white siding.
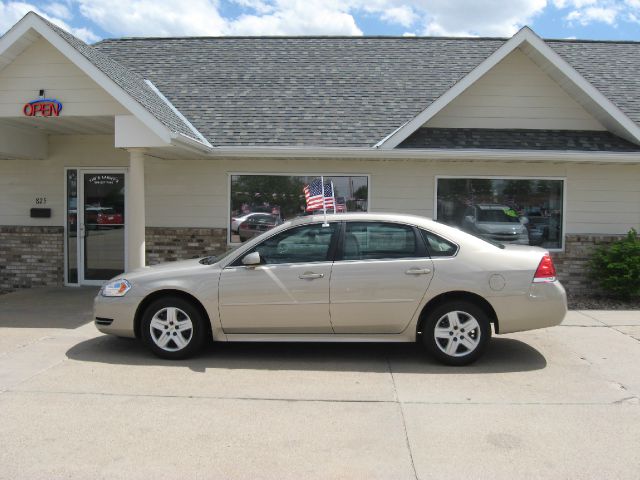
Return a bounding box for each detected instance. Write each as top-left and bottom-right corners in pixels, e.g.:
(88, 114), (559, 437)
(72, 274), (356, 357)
(425, 48), (605, 131)
(0, 37), (128, 117)
(143, 157), (640, 237)
(0, 135), (637, 238)
(0, 135), (128, 227)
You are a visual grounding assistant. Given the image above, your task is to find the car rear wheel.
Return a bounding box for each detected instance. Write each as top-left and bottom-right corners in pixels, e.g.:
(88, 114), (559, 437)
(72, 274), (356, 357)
(422, 301), (491, 366)
(141, 296), (206, 359)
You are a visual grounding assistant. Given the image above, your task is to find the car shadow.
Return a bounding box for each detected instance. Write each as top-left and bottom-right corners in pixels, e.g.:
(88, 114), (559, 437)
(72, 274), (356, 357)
(67, 335), (547, 374)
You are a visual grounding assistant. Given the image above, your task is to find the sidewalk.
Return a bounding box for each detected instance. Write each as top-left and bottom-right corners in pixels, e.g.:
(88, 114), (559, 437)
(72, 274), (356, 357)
(0, 288), (638, 479)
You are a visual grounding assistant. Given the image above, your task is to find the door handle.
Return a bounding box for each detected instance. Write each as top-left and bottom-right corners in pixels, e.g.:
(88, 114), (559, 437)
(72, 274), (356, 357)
(299, 272), (324, 280)
(405, 268), (431, 275)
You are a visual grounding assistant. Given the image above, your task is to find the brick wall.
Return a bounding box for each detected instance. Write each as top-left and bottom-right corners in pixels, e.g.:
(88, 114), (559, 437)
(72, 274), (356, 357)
(551, 234), (624, 295)
(0, 226), (64, 289)
(145, 227), (228, 265)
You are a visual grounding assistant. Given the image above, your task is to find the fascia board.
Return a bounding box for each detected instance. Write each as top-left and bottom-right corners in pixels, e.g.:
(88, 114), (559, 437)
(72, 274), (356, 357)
(205, 146), (640, 163)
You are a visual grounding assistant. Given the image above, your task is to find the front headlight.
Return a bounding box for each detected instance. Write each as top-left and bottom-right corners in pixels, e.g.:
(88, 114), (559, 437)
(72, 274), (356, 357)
(101, 279), (132, 297)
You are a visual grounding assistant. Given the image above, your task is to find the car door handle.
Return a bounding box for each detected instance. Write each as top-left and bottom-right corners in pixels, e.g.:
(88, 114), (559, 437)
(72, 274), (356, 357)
(299, 272), (324, 280)
(405, 268), (431, 275)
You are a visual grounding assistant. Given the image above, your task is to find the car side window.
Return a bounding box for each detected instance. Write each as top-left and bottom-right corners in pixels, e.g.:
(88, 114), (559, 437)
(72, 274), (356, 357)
(420, 229), (458, 257)
(249, 223), (338, 265)
(343, 222), (418, 261)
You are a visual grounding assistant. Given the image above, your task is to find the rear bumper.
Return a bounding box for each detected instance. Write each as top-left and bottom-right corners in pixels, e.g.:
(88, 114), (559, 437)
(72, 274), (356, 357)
(492, 281), (567, 334)
(93, 293), (140, 338)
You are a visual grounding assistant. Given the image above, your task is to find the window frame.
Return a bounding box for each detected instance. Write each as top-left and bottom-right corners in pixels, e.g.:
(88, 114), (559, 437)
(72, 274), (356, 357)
(434, 175), (567, 252)
(227, 172), (371, 246)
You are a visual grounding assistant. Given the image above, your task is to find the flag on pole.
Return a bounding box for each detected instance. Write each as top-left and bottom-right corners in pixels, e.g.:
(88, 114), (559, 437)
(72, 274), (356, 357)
(303, 178), (335, 212)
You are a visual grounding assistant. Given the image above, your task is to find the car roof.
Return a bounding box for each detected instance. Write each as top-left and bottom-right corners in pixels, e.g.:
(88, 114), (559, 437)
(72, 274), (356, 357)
(287, 212), (436, 227)
(475, 204), (509, 210)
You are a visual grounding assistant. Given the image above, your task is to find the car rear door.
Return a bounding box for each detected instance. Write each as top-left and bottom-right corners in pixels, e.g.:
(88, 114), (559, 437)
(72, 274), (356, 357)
(329, 221), (434, 334)
(219, 222), (339, 334)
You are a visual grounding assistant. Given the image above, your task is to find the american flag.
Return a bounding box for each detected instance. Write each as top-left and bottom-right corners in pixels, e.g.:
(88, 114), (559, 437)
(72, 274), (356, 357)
(304, 178), (335, 212)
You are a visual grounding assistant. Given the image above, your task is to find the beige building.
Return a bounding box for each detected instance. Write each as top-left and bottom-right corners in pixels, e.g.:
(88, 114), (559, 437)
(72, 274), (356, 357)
(1, 13), (639, 293)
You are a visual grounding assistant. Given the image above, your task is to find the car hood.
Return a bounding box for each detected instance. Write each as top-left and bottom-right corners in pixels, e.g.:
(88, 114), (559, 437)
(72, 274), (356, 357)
(118, 258), (211, 281)
(476, 222), (526, 234)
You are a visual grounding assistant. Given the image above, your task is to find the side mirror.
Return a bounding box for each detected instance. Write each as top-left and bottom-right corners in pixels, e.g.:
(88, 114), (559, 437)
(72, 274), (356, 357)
(241, 251), (261, 266)
(464, 215), (475, 223)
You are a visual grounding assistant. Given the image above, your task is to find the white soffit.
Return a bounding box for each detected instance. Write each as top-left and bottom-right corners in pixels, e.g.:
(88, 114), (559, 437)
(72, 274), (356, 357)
(378, 27), (640, 149)
(115, 115), (167, 148)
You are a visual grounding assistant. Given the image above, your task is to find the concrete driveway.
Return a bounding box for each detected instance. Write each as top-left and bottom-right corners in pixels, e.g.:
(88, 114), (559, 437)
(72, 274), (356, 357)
(0, 288), (639, 479)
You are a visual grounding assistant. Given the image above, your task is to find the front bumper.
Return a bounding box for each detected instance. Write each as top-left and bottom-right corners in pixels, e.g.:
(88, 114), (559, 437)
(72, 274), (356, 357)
(93, 293), (141, 338)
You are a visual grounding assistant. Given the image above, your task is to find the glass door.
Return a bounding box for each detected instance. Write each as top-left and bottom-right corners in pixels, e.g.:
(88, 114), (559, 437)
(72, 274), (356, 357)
(78, 171), (126, 284)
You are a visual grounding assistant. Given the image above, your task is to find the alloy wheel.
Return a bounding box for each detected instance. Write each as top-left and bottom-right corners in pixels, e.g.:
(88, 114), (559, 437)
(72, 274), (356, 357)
(433, 310), (481, 358)
(149, 307), (194, 352)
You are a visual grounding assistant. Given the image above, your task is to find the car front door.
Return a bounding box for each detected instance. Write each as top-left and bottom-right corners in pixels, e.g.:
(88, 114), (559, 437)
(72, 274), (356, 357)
(219, 222), (339, 334)
(329, 221), (434, 334)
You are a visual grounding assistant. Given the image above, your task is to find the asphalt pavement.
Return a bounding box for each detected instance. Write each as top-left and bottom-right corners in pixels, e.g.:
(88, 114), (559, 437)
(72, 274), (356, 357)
(0, 287), (639, 479)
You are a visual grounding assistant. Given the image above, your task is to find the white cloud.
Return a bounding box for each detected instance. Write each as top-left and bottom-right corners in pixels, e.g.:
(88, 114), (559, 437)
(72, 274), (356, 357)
(69, 0), (550, 38)
(379, 6), (417, 27)
(42, 2), (73, 20)
(0, 1), (98, 42)
(76, 0), (229, 36)
(2, 0), (639, 42)
(226, 0), (363, 35)
(417, 0), (548, 36)
(566, 6), (619, 24)
(554, 0), (640, 27)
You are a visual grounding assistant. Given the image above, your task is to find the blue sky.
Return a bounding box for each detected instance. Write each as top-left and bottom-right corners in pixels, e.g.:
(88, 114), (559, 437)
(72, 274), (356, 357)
(1, 1), (639, 43)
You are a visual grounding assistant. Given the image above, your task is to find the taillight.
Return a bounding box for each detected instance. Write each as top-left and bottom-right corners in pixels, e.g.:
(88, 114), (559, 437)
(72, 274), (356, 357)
(533, 254), (556, 283)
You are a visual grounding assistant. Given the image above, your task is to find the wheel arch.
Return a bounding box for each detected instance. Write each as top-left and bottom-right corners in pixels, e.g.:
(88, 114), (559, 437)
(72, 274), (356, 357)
(134, 289), (212, 339)
(416, 291), (499, 336)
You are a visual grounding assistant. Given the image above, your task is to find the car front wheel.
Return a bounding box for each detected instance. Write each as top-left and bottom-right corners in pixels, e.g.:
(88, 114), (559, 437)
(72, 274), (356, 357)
(141, 296), (206, 359)
(422, 301), (491, 366)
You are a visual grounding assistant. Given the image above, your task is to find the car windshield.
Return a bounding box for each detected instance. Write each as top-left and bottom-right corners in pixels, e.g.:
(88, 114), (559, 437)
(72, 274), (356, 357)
(249, 215), (277, 224)
(477, 208), (520, 223)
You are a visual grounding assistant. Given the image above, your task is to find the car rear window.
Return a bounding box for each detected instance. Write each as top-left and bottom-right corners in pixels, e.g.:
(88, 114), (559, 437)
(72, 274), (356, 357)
(420, 230), (458, 257)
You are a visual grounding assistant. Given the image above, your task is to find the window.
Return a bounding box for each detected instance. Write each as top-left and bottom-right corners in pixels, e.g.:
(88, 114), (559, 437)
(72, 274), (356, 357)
(247, 223), (338, 265)
(229, 174), (368, 243)
(343, 222), (418, 260)
(437, 177), (564, 250)
(420, 230), (458, 257)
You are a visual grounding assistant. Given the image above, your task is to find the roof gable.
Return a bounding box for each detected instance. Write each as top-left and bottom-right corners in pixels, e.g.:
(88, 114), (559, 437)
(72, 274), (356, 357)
(424, 48), (605, 131)
(0, 36), (128, 118)
(378, 27), (640, 149)
(0, 12), (210, 150)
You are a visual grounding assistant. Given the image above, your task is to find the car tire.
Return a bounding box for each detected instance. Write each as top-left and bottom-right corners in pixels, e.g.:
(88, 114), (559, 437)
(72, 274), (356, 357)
(422, 301), (491, 366)
(141, 296), (207, 360)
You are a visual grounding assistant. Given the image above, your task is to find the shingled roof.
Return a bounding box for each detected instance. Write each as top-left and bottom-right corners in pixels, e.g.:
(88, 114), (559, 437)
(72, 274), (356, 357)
(92, 36), (640, 148)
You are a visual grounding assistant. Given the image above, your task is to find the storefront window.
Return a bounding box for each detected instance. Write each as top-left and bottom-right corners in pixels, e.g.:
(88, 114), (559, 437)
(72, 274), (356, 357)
(229, 174), (368, 243)
(436, 177), (564, 249)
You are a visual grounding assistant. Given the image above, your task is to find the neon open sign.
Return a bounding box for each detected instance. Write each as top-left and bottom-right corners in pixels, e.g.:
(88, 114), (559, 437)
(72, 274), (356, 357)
(23, 98), (63, 117)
